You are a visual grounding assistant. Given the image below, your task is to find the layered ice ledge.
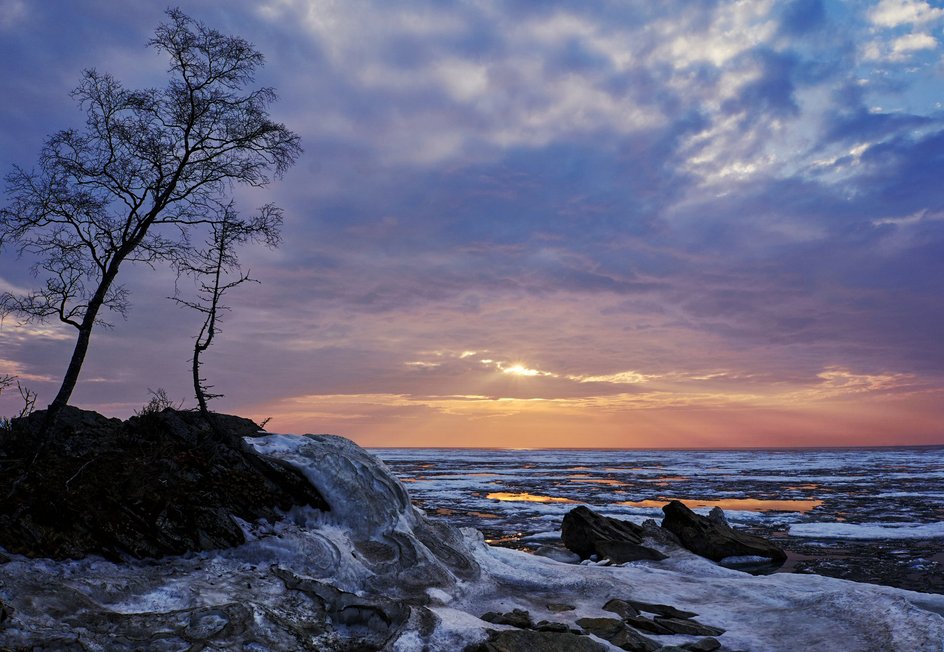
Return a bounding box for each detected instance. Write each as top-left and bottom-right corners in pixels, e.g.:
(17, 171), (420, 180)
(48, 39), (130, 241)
(0, 433), (942, 651)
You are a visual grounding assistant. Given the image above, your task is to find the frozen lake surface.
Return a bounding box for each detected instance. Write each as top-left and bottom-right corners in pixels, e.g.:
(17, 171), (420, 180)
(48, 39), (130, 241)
(373, 446), (944, 593)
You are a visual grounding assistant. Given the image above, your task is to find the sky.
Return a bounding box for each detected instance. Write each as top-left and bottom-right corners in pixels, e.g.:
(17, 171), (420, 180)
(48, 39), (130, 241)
(1, 0), (944, 448)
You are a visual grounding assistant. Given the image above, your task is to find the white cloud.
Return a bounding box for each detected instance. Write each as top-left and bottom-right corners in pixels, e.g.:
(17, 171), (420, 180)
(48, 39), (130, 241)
(869, 0), (944, 28)
(892, 32), (938, 55)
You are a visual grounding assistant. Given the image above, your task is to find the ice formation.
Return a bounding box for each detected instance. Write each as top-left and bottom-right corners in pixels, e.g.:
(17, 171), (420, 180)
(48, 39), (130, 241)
(0, 433), (942, 651)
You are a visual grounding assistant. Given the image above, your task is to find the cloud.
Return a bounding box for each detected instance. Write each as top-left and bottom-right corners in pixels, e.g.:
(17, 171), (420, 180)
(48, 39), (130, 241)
(3, 2), (944, 444)
(868, 0), (944, 28)
(0, 0), (25, 30)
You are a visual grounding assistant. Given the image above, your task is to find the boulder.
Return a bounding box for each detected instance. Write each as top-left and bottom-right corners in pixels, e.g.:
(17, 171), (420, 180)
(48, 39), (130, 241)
(561, 506), (663, 562)
(661, 501), (786, 563)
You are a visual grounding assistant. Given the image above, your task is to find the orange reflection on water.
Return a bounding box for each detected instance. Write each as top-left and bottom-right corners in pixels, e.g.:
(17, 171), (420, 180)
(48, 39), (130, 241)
(487, 492), (579, 504)
(617, 498), (823, 512)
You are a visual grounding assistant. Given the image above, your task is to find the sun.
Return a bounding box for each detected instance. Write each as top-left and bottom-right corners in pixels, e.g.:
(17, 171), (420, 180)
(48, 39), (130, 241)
(502, 364), (540, 377)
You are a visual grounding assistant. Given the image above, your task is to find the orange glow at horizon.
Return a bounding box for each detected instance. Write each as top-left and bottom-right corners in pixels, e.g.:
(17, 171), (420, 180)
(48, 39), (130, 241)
(617, 498), (824, 512)
(486, 492), (579, 503)
(238, 361), (944, 449)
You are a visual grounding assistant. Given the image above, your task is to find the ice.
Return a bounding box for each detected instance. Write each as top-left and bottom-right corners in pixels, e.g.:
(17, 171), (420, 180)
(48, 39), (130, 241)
(4, 436), (943, 650)
(790, 521), (944, 539)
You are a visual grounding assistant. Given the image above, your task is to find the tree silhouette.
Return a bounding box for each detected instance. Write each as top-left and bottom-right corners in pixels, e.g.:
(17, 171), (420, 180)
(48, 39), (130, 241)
(172, 202), (278, 419)
(0, 9), (300, 429)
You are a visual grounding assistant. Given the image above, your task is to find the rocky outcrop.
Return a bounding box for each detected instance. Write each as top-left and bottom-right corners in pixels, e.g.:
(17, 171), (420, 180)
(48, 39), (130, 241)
(0, 407), (328, 560)
(661, 501), (786, 563)
(561, 506), (666, 562)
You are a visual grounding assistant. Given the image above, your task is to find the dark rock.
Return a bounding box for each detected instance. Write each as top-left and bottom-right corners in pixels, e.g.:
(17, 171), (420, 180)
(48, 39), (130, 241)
(627, 600), (697, 619)
(562, 506), (664, 562)
(534, 620), (572, 633)
(625, 615), (675, 635)
(707, 507), (729, 528)
(661, 501), (786, 563)
(547, 602), (576, 612)
(0, 550), (9, 564)
(654, 617), (725, 637)
(576, 617), (660, 652)
(481, 608), (533, 629)
(641, 519), (682, 547)
(597, 540), (668, 563)
(603, 598), (640, 619)
(0, 407), (329, 560)
(0, 598), (11, 626)
(467, 628), (607, 652)
(683, 638), (722, 651)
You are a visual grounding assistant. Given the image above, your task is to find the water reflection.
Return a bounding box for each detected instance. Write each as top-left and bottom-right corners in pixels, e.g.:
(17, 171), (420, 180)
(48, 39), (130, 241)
(617, 497), (823, 512)
(487, 492), (579, 503)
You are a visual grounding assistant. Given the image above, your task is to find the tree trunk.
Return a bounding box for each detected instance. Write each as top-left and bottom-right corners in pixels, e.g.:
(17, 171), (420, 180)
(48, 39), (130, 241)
(193, 338), (208, 416)
(43, 317), (98, 433)
(42, 262), (124, 433)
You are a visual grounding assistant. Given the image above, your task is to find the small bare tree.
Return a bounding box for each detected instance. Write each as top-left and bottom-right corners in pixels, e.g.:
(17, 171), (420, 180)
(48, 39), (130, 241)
(0, 374), (37, 420)
(0, 10), (300, 430)
(172, 202), (279, 418)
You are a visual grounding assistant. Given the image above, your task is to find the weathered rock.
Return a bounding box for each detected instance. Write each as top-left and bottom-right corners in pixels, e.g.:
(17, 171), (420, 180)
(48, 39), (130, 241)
(707, 507), (729, 528)
(603, 598), (641, 619)
(576, 617), (661, 652)
(468, 628), (607, 652)
(661, 501), (787, 563)
(641, 519), (683, 547)
(534, 620), (573, 633)
(627, 600), (698, 619)
(683, 638), (722, 651)
(0, 599), (11, 626)
(597, 540), (668, 563)
(482, 608), (533, 629)
(0, 407), (329, 560)
(562, 506), (664, 562)
(653, 617), (725, 637)
(625, 615), (675, 635)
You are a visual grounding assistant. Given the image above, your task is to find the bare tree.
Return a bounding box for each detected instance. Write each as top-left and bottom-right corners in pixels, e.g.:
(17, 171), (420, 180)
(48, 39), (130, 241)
(0, 374), (37, 420)
(172, 202), (279, 418)
(0, 9), (300, 430)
